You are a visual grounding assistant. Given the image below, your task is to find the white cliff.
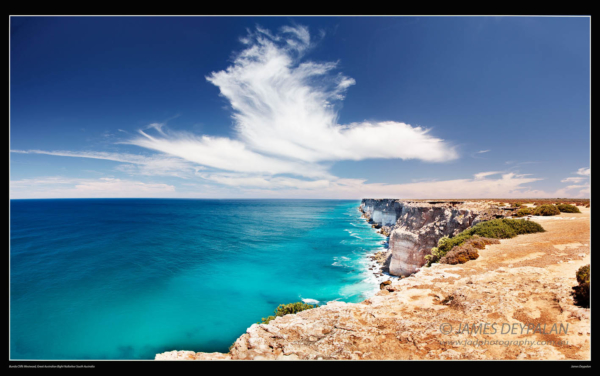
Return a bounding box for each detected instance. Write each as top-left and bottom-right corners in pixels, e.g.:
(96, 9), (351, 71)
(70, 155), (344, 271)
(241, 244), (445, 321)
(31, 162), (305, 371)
(359, 199), (506, 276)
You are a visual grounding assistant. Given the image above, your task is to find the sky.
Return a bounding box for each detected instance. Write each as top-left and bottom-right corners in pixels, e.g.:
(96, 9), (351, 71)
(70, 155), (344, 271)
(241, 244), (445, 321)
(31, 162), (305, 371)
(10, 16), (590, 199)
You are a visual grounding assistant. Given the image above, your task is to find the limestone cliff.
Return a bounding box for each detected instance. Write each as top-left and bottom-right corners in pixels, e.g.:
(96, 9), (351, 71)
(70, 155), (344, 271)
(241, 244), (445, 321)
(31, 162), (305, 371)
(359, 199), (505, 276)
(156, 207), (591, 360)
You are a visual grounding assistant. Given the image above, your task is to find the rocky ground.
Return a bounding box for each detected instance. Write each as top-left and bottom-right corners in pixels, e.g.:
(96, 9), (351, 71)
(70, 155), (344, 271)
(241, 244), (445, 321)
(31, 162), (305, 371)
(156, 208), (591, 360)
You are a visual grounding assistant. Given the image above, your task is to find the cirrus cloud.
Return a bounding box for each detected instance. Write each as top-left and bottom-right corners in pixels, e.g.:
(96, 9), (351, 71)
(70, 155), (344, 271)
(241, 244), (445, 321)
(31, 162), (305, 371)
(125, 24), (458, 181)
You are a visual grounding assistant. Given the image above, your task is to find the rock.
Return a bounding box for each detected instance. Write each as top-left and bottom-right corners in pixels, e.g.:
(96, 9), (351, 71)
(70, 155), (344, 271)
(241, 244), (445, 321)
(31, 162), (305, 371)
(362, 200), (507, 277)
(379, 280), (392, 290)
(157, 200), (590, 361)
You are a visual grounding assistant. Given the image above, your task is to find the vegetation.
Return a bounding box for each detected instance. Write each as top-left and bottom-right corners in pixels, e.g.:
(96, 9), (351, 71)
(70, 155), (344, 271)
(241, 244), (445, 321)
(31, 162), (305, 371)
(573, 264), (590, 308)
(514, 207), (534, 217)
(440, 236), (500, 264)
(533, 204), (561, 216)
(556, 203), (581, 213)
(258, 302), (318, 325)
(426, 218), (545, 266)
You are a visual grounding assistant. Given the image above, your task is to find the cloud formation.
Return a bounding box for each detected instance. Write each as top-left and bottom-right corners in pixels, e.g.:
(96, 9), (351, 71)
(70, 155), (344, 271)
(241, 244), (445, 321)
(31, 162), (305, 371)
(10, 177), (175, 198)
(11, 25), (588, 200)
(576, 167), (590, 176)
(11, 149), (198, 178)
(556, 167), (590, 197)
(125, 25), (457, 183)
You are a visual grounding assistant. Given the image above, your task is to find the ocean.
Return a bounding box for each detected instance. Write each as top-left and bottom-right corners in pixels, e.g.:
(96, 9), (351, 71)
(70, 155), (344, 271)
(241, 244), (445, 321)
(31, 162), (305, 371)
(10, 199), (387, 360)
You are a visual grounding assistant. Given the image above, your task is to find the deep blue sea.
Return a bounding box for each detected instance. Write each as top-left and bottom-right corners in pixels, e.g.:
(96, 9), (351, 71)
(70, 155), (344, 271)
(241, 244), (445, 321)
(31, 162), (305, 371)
(10, 199), (387, 360)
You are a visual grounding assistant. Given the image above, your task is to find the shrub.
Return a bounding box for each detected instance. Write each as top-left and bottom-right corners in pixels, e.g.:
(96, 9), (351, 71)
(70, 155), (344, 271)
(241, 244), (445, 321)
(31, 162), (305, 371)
(259, 302), (317, 324)
(440, 244), (479, 264)
(440, 237), (500, 265)
(426, 219), (545, 266)
(573, 264), (590, 308)
(534, 204), (560, 216)
(556, 204), (581, 213)
(514, 207), (534, 217)
(467, 236), (501, 249)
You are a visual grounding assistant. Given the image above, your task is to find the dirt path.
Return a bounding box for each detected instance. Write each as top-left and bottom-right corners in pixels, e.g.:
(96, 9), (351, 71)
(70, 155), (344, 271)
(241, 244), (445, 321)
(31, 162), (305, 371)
(157, 208), (591, 360)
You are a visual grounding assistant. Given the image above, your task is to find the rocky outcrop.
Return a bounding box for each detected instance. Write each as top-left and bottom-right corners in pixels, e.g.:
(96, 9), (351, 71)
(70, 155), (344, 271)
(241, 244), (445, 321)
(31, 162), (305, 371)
(360, 199), (506, 276)
(156, 208), (591, 360)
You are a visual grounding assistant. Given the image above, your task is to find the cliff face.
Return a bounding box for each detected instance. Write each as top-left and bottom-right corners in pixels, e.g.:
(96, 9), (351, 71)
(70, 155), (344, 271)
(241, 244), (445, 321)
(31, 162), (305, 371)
(156, 207), (591, 360)
(359, 199), (505, 276)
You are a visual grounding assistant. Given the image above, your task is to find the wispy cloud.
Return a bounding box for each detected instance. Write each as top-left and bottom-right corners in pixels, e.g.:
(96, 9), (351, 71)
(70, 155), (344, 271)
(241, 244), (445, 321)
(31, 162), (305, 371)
(124, 25), (457, 183)
(474, 171), (502, 180)
(11, 149), (198, 179)
(555, 167), (590, 197)
(10, 177), (175, 199)
(17, 25), (583, 200)
(576, 167), (590, 176)
(561, 177), (586, 183)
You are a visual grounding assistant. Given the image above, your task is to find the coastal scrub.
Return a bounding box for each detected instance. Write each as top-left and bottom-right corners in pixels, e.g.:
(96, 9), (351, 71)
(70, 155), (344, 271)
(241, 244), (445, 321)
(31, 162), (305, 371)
(556, 204), (581, 213)
(573, 264), (590, 308)
(426, 218), (545, 266)
(534, 204), (561, 216)
(514, 207), (534, 217)
(259, 302), (318, 325)
(439, 237), (500, 264)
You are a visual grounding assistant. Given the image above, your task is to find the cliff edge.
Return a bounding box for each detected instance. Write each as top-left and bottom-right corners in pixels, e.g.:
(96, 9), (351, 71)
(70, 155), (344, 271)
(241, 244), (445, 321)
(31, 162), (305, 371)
(360, 199), (506, 276)
(156, 204), (590, 360)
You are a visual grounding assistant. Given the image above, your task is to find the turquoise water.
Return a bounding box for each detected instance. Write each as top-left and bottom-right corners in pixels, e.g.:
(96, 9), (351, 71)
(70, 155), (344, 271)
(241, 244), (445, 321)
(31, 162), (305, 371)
(10, 199), (387, 360)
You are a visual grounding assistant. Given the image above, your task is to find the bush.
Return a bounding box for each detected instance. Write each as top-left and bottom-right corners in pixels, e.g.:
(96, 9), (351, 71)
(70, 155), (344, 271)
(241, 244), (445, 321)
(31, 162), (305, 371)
(440, 237), (500, 265)
(426, 219), (545, 266)
(534, 204), (561, 216)
(259, 302), (317, 324)
(514, 207), (534, 217)
(556, 204), (581, 213)
(440, 244), (479, 264)
(573, 264), (590, 308)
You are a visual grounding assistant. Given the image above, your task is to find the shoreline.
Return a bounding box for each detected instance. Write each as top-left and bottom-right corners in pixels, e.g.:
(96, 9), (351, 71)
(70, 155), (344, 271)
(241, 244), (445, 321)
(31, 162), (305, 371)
(157, 202), (590, 360)
(358, 206), (402, 289)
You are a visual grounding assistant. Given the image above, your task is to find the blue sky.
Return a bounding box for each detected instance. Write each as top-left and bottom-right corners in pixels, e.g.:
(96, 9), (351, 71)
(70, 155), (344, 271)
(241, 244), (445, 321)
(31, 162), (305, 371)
(10, 16), (590, 199)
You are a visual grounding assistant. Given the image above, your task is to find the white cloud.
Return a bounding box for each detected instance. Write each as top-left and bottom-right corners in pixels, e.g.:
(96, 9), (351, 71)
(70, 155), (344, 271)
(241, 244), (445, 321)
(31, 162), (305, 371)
(128, 131), (331, 179)
(556, 167), (590, 196)
(576, 167), (590, 176)
(10, 177), (175, 199)
(146, 122), (167, 135)
(474, 171), (502, 180)
(124, 25), (457, 181)
(22, 25), (582, 201)
(11, 149), (197, 179)
(12, 171), (590, 199)
(561, 177), (585, 183)
(217, 172), (546, 199)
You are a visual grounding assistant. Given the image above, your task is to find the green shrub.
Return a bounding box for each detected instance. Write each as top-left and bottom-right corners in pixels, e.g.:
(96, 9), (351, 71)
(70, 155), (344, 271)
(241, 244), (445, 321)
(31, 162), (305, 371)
(259, 302), (317, 325)
(426, 219), (545, 266)
(534, 204), (560, 216)
(573, 264), (590, 308)
(514, 207), (534, 217)
(556, 204), (581, 213)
